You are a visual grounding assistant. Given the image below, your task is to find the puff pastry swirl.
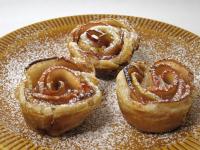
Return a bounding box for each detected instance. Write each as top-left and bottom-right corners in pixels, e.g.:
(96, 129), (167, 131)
(116, 59), (194, 133)
(67, 19), (139, 79)
(16, 57), (102, 136)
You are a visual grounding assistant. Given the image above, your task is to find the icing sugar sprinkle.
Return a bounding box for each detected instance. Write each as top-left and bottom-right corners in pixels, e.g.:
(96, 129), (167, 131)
(0, 27), (200, 150)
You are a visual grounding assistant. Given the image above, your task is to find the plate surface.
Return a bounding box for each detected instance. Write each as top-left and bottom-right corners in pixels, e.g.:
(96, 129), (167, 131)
(0, 14), (200, 150)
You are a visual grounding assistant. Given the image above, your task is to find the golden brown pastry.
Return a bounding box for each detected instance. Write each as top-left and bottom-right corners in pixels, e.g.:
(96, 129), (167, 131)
(16, 57), (102, 136)
(67, 18), (139, 79)
(116, 59), (194, 133)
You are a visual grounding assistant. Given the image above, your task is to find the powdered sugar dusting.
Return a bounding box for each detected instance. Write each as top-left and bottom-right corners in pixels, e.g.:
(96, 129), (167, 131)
(0, 26), (200, 150)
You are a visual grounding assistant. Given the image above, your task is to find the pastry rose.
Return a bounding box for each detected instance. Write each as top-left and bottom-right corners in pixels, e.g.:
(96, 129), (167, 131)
(116, 59), (194, 133)
(67, 19), (139, 79)
(16, 57), (102, 136)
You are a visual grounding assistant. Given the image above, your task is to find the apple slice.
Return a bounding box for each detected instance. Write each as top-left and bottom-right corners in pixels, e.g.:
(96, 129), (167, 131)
(46, 67), (81, 90)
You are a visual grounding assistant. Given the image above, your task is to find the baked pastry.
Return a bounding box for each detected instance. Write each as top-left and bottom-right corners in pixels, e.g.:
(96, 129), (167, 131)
(116, 59), (194, 133)
(67, 18), (139, 79)
(16, 57), (102, 136)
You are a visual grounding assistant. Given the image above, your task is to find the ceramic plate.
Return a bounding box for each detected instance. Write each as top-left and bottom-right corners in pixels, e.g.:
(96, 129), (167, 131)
(0, 14), (200, 150)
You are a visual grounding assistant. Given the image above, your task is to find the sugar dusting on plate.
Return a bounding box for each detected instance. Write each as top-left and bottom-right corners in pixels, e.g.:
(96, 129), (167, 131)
(0, 27), (200, 150)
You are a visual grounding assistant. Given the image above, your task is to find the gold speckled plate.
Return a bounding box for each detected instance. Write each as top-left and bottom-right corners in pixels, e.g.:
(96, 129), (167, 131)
(0, 14), (200, 150)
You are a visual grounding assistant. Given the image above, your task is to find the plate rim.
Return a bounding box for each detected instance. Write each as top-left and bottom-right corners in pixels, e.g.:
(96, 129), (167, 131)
(0, 14), (200, 41)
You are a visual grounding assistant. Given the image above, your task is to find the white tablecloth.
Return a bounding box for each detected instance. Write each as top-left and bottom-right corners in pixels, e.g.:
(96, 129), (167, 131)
(0, 0), (199, 37)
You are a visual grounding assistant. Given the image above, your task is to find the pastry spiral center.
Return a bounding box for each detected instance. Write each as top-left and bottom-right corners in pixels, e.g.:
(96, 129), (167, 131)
(78, 25), (123, 59)
(124, 61), (191, 103)
(31, 66), (94, 104)
(86, 29), (112, 47)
